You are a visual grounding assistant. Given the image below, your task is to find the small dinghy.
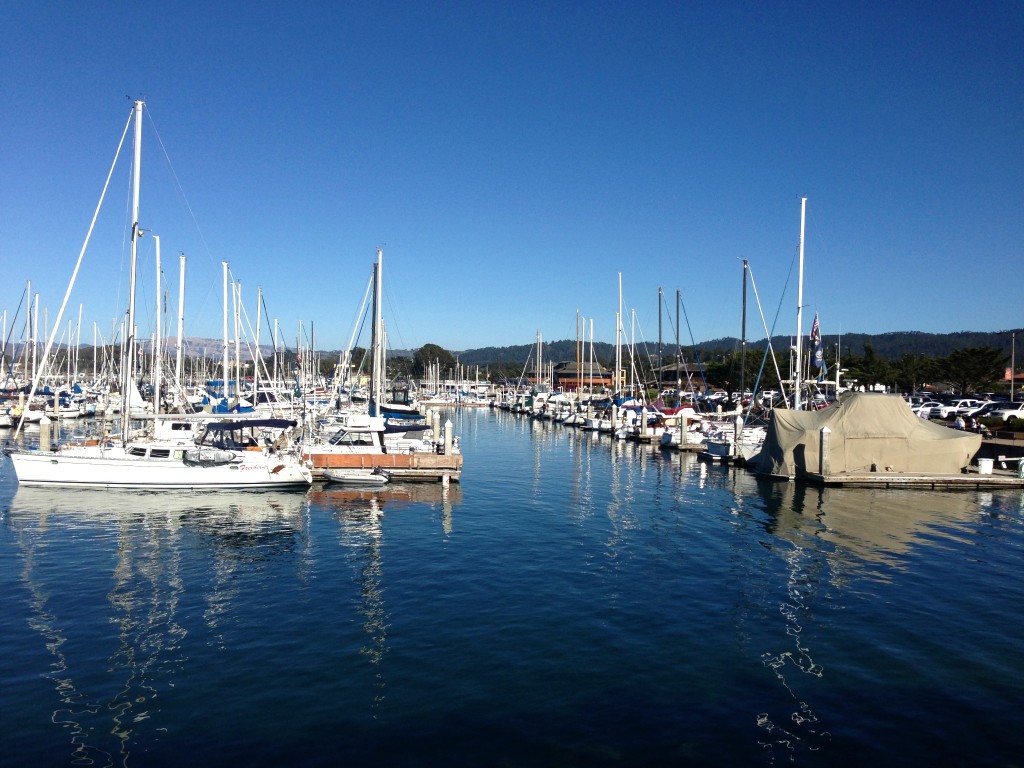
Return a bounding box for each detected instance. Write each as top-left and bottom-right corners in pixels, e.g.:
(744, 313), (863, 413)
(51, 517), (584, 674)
(183, 448), (238, 466)
(323, 466), (391, 485)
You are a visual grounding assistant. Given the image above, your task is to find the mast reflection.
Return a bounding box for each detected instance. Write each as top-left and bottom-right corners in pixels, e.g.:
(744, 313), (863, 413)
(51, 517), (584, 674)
(8, 486), (308, 766)
(313, 481), (462, 709)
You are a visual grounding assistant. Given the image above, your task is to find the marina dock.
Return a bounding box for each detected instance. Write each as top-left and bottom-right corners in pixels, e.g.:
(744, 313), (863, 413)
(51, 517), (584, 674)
(304, 451), (463, 483)
(799, 469), (1024, 489)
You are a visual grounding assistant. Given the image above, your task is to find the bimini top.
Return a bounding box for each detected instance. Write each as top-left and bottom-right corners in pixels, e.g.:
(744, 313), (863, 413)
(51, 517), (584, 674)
(202, 419), (298, 432)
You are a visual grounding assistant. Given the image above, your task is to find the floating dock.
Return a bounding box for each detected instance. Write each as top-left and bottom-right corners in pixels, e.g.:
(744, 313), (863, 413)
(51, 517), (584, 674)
(793, 468), (1024, 489)
(302, 451), (463, 483)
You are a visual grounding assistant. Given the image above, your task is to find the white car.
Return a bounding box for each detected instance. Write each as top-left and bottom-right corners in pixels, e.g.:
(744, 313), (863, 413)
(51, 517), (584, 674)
(987, 402), (1024, 423)
(914, 401), (943, 417)
(965, 400), (1001, 418)
(930, 399), (984, 419)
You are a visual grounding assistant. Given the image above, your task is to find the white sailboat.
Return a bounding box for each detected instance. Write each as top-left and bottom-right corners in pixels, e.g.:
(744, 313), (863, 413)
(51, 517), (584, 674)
(702, 259), (768, 463)
(5, 101), (312, 489)
(300, 249), (462, 481)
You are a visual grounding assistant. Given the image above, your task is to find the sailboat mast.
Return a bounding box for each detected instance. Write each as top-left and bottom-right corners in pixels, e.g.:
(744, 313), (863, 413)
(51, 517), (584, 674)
(576, 310), (581, 395)
(122, 99), (143, 443)
(234, 280), (241, 402)
(658, 287), (663, 398)
(153, 235), (161, 417)
(536, 331), (542, 389)
(616, 272), (622, 395)
(675, 289), (681, 394)
(273, 318), (279, 384)
(254, 286), (262, 400)
(369, 248), (384, 416)
(794, 196), (807, 411)
(176, 254), (186, 395)
(221, 261), (229, 402)
(75, 303), (82, 384)
(588, 318), (594, 396)
(32, 292), (38, 384)
(741, 260), (748, 404)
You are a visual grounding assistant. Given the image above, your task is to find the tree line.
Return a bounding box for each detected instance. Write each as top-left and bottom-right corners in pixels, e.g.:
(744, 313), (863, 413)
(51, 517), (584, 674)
(12, 332), (1017, 398)
(398, 339), (1014, 398)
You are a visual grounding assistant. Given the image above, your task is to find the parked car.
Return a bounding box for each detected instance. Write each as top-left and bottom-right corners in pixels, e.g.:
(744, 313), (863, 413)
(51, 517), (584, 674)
(930, 398), (984, 419)
(913, 400), (943, 417)
(965, 400), (1006, 418)
(987, 402), (1024, 423)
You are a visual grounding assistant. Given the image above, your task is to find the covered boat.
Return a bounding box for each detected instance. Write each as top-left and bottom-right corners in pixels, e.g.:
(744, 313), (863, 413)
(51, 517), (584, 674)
(751, 392), (982, 479)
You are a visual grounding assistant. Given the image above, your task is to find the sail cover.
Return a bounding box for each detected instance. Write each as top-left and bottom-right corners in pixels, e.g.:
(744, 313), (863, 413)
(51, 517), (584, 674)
(753, 392), (981, 478)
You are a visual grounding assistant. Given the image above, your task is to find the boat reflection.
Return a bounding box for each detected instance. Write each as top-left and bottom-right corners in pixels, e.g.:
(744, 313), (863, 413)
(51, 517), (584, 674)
(310, 480), (462, 534)
(7, 485), (309, 766)
(10, 484), (309, 521)
(731, 473), (1005, 762)
(749, 478), (993, 573)
(310, 480), (462, 710)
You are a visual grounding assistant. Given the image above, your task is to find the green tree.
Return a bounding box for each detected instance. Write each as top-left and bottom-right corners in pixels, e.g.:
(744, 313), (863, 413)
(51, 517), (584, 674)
(387, 355), (413, 380)
(890, 353), (936, 394)
(842, 339), (893, 390)
(413, 343), (456, 377)
(939, 347), (1008, 395)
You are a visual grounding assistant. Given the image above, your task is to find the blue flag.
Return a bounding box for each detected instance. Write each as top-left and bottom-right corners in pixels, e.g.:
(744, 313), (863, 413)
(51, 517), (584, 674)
(810, 313), (827, 380)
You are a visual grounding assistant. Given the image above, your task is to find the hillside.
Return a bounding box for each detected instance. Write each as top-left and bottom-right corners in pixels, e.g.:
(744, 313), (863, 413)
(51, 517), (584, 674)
(448, 329), (1024, 367)
(17, 330), (1021, 368)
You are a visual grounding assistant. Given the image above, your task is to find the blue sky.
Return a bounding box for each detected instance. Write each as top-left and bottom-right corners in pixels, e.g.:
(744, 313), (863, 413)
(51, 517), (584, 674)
(1, 1), (1021, 355)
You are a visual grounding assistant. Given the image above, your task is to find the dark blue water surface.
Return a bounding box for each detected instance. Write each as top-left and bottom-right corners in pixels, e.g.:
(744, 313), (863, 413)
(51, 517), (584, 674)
(2, 408), (1023, 767)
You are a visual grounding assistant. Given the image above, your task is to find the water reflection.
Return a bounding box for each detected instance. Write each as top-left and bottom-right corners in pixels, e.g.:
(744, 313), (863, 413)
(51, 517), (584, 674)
(311, 481), (462, 535)
(733, 475), (1006, 762)
(313, 481), (462, 711)
(754, 539), (830, 762)
(7, 486), (308, 766)
(752, 480), (989, 574)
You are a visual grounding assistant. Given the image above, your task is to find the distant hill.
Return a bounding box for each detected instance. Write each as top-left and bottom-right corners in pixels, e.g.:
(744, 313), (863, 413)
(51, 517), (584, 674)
(20, 330), (1021, 367)
(448, 330), (1024, 366)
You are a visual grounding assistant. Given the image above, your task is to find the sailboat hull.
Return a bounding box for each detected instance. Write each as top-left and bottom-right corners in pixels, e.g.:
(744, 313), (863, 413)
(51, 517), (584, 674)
(7, 447), (312, 489)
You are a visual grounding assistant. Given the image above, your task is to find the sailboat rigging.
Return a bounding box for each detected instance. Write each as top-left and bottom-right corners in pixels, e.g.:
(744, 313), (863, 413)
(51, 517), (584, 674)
(5, 100), (312, 488)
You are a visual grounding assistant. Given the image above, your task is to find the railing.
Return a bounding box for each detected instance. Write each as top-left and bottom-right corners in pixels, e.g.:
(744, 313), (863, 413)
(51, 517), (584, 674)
(990, 430), (1024, 442)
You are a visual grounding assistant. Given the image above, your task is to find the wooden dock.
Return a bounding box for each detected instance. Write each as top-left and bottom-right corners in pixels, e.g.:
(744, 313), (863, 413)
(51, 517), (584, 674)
(799, 468), (1024, 489)
(303, 451), (463, 483)
(677, 443), (706, 454)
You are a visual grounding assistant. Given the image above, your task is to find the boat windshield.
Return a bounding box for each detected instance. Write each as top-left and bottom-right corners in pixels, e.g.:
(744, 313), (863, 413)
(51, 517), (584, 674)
(328, 430), (377, 447)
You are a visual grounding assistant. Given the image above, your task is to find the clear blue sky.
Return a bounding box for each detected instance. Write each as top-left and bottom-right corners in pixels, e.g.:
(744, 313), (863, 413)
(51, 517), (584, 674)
(2, 1), (1021, 355)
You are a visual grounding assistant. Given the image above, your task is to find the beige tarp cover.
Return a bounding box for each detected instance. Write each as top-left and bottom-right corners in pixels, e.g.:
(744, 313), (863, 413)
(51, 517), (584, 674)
(753, 392), (982, 478)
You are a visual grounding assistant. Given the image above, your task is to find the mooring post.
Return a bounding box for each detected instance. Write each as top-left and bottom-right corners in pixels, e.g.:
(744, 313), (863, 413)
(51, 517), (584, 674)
(39, 415), (52, 451)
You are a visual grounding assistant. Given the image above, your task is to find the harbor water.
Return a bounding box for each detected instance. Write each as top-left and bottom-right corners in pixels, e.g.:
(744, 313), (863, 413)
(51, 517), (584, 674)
(1, 407), (1022, 766)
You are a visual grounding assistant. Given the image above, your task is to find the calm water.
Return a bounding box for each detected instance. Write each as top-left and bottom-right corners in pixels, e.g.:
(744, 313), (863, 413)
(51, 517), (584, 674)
(1, 408), (1023, 767)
